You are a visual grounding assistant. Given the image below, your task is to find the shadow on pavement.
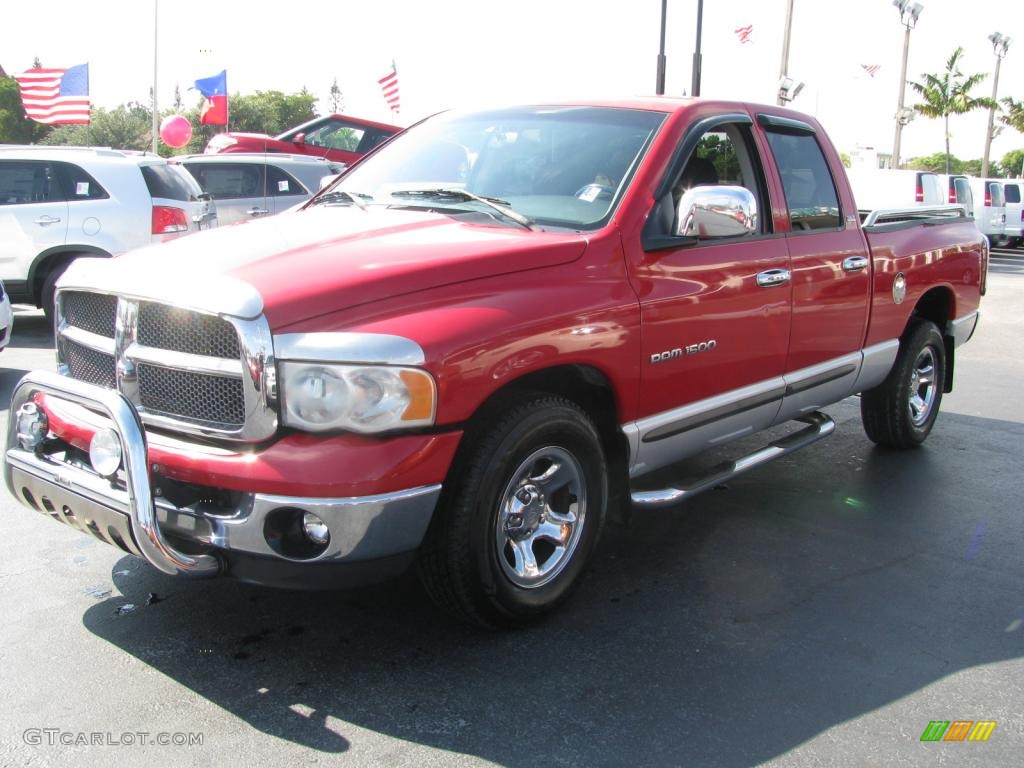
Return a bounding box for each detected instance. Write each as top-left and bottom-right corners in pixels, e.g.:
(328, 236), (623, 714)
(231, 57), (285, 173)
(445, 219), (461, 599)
(77, 409), (1024, 765)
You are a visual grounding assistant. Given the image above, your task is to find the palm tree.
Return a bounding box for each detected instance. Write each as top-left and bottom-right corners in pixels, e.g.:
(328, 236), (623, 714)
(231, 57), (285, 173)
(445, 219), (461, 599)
(1001, 96), (1024, 135)
(909, 47), (996, 175)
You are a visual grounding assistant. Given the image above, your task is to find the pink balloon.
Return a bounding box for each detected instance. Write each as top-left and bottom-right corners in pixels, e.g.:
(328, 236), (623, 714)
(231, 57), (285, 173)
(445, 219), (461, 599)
(160, 115), (193, 148)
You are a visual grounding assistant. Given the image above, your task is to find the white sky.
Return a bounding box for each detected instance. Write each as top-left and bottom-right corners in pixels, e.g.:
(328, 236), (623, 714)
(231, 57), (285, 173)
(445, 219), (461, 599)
(2, 0), (1022, 167)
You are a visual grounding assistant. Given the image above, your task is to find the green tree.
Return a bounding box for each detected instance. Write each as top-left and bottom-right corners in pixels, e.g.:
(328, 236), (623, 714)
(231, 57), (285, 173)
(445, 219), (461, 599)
(907, 152), (962, 173)
(839, 152), (851, 168)
(909, 47), (996, 174)
(173, 83), (183, 113)
(227, 89), (318, 136)
(1001, 97), (1024, 135)
(0, 75), (52, 144)
(41, 102), (152, 151)
(1000, 148), (1024, 177)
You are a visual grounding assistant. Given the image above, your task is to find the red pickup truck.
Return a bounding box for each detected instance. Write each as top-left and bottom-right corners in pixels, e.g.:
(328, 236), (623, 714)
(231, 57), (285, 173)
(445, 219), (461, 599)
(6, 98), (986, 628)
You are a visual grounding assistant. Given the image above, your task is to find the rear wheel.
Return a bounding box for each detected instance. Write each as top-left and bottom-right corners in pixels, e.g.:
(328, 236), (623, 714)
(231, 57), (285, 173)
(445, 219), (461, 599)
(861, 320), (946, 448)
(41, 261), (72, 327)
(417, 393), (607, 628)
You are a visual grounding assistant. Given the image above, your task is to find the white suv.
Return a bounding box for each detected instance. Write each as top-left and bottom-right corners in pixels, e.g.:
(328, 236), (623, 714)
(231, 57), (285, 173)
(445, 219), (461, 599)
(0, 146), (217, 319)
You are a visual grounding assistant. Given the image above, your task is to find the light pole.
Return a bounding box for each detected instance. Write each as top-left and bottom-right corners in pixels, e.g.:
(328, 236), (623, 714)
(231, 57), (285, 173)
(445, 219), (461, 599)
(656, 0), (667, 95)
(981, 32), (1011, 179)
(892, 0), (923, 170)
(777, 0), (795, 106)
(692, 0), (704, 97)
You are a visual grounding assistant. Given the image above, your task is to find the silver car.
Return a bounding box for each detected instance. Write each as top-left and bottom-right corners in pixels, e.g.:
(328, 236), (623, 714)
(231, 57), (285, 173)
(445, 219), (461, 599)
(173, 154), (345, 225)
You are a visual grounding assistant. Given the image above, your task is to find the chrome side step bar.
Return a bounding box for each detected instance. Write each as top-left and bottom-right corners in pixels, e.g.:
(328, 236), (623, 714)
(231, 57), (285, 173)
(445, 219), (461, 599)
(630, 412), (835, 510)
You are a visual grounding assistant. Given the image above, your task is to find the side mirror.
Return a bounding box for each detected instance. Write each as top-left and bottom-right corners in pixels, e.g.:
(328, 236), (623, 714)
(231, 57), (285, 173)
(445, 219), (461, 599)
(676, 185), (758, 239)
(293, 132), (306, 145)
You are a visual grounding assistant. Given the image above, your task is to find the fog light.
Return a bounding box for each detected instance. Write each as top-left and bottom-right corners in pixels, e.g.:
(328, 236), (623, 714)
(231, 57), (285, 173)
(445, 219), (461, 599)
(89, 428), (123, 477)
(301, 511), (330, 546)
(16, 402), (48, 450)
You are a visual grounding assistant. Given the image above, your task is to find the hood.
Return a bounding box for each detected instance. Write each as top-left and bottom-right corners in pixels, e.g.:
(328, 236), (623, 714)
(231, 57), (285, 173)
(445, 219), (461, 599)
(87, 207), (588, 329)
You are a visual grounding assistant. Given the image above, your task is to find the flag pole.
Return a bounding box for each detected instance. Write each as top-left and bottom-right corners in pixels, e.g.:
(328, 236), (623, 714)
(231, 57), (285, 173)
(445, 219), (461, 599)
(151, 0), (159, 153)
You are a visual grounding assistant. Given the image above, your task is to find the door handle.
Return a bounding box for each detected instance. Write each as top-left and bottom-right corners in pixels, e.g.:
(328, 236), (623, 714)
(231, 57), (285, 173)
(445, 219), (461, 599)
(756, 268), (791, 287)
(842, 256), (869, 272)
(247, 208), (270, 217)
(34, 216), (61, 226)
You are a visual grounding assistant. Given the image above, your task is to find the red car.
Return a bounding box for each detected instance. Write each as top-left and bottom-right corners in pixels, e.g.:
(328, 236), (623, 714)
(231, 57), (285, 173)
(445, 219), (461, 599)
(204, 113), (400, 166)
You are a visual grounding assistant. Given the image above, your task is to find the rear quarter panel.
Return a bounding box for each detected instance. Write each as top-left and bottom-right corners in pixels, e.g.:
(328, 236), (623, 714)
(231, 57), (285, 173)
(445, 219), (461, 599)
(862, 219), (984, 346)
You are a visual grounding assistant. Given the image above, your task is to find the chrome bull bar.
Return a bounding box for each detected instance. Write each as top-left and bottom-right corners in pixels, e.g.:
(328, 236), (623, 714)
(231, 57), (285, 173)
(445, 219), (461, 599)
(5, 371), (221, 577)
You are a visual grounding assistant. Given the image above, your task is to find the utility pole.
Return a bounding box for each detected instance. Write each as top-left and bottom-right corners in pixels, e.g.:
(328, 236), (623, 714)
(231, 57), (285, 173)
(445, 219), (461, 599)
(656, 0), (667, 95)
(892, 1), (923, 170)
(691, 0), (704, 97)
(981, 32), (1011, 179)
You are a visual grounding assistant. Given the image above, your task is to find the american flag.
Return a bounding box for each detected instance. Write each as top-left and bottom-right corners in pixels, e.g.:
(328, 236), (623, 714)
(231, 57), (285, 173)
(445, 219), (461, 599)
(861, 64), (881, 78)
(14, 64), (91, 124)
(734, 25), (753, 44)
(378, 62), (400, 115)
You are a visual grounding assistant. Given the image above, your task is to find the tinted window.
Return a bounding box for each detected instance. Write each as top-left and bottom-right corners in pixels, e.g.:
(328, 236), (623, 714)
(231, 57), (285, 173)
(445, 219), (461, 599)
(988, 183), (1004, 207)
(765, 131), (841, 230)
(141, 164), (198, 201)
(649, 123), (767, 238)
(1004, 184), (1020, 204)
(0, 160), (64, 205)
(184, 163), (263, 199)
(53, 162), (109, 201)
(953, 178), (973, 213)
(266, 165), (306, 196)
(304, 119), (365, 152)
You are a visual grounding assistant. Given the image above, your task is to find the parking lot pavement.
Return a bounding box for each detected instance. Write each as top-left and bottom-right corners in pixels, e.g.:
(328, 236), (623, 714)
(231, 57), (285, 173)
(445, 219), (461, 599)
(0, 280), (1021, 768)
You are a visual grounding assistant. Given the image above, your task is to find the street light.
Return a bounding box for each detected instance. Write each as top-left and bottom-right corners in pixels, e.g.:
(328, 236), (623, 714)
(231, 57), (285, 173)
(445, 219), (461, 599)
(892, 0), (924, 169)
(778, 76), (805, 105)
(981, 32), (1011, 179)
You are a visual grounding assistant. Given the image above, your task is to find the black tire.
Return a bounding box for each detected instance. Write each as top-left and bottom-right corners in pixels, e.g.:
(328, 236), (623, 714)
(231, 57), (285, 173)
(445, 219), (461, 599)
(417, 393), (608, 628)
(41, 262), (70, 328)
(861, 320), (946, 448)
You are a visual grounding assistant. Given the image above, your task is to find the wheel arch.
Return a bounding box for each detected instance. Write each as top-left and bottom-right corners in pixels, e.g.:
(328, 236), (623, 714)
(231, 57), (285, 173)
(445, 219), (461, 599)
(29, 245), (113, 306)
(458, 364), (632, 523)
(909, 286), (956, 393)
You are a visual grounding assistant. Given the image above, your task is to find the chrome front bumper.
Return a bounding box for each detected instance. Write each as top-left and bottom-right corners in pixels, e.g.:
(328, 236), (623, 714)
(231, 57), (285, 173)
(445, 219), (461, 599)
(5, 372), (441, 580)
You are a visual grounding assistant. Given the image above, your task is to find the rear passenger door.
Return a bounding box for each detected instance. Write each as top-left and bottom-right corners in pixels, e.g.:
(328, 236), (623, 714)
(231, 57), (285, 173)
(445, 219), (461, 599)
(264, 165), (310, 214)
(759, 115), (871, 422)
(183, 162), (267, 225)
(0, 160), (68, 286)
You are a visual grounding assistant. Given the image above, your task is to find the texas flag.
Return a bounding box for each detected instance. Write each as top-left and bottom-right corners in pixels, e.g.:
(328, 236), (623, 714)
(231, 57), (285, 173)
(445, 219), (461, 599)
(193, 70), (227, 125)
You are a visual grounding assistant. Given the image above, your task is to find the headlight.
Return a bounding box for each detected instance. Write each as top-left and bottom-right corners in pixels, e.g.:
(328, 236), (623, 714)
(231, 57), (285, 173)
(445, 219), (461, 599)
(280, 362), (436, 433)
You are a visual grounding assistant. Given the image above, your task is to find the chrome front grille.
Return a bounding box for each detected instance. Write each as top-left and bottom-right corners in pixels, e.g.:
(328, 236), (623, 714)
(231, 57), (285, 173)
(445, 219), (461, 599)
(138, 364), (246, 427)
(56, 290), (276, 441)
(59, 338), (116, 389)
(61, 291), (117, 338)
(137, 302), (240, 359)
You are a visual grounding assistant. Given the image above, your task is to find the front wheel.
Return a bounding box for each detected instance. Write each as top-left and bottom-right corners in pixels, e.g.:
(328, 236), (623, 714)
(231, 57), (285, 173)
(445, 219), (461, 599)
(860, 320), (946, 448)
(417, 394), (607, 628)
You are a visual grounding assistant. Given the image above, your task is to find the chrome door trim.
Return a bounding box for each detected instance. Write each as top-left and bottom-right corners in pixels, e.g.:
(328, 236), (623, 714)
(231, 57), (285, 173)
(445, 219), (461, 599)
(756, 268), (791, 287)
(842, 255), (869, 272)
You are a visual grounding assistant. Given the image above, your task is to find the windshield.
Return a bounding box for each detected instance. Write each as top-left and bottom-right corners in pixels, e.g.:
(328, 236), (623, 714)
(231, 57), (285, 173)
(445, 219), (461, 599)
(330, 106), (665, 230)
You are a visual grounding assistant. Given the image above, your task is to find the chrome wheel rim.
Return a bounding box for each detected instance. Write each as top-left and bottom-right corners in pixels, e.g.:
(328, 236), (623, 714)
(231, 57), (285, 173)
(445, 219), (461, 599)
(495, 446), (586, 589)
(908, 346), (938, 427)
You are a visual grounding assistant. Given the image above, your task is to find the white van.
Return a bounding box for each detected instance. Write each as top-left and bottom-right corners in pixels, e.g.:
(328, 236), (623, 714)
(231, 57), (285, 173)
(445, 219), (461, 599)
(999, 180), (1021, 246)
(845, 168), (943, 212)
(967, 178), (1006, 240)
(940, 174), (974, 217)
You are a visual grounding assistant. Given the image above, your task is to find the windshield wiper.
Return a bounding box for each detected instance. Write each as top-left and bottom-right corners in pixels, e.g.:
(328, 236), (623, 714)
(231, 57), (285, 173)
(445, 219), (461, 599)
(309, 190), (370, 210)
(390, 188), (537, 231)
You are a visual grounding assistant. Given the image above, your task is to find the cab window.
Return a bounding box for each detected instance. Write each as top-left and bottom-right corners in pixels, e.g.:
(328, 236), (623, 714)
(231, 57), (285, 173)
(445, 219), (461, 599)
(765, 131), (841, 231)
